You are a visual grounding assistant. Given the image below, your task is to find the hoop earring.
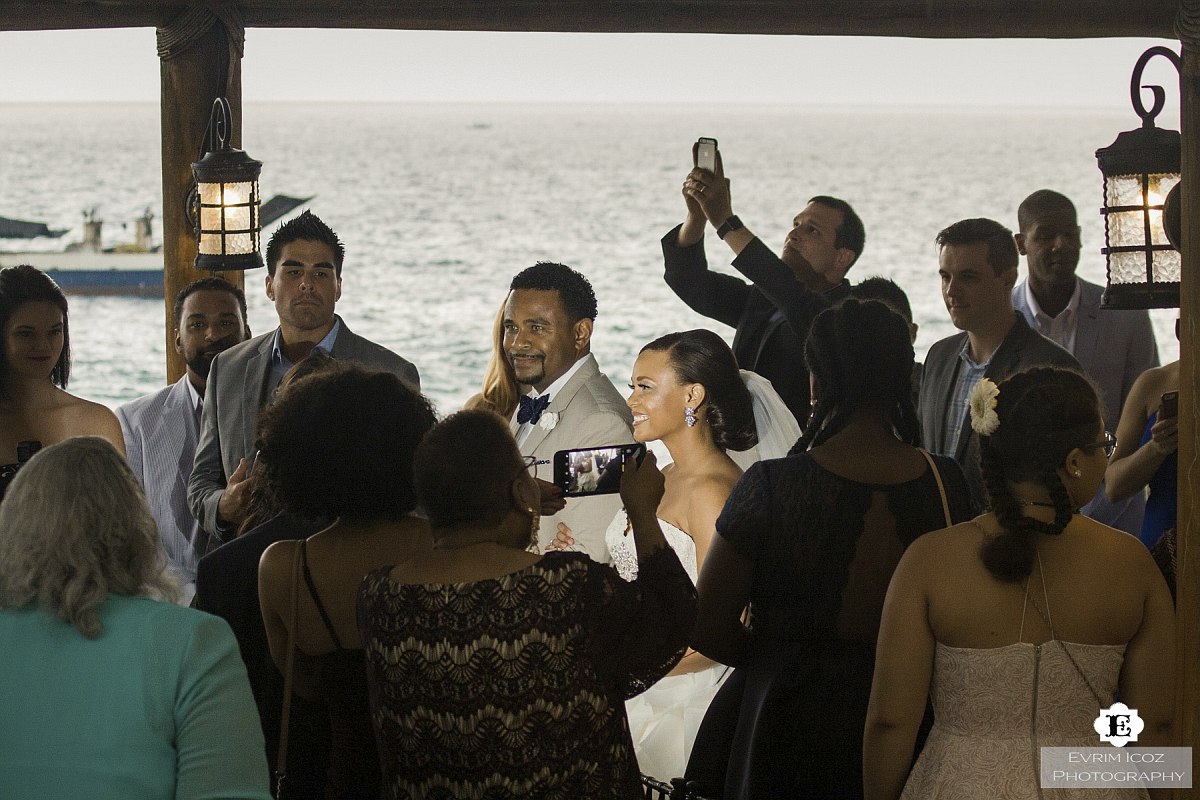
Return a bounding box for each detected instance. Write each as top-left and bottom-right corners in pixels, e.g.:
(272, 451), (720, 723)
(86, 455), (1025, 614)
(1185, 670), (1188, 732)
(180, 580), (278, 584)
(685, 406), (697, 428)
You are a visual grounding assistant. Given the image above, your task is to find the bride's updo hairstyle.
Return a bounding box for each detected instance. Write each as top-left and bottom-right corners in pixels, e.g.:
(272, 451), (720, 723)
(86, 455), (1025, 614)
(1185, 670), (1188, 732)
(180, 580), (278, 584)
(978, 367), (1100, 582)
(796, 298), (918, 451)
(641, 329), (757, 452)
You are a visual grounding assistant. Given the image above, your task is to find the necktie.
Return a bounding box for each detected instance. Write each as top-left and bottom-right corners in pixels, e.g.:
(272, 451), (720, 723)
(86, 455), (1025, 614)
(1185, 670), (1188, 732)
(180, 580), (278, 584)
(517, 394), (551, 425)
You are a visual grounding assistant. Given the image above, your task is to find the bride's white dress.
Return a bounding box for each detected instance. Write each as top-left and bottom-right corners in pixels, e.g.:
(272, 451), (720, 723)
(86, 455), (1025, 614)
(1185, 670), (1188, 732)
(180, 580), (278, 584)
(606, 509), (729, 781)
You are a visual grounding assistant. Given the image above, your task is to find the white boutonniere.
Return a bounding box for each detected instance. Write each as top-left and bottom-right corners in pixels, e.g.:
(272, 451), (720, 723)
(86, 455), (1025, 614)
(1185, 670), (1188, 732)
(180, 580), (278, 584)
(538, 412), (559, 432)
(968, 378), (1000, 436)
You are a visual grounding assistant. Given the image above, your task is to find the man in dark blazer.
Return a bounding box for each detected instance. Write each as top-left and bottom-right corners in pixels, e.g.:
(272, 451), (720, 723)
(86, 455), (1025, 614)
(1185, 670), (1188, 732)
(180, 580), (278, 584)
(662, 142), (863, 422)
(1011, 189), (1159, 535)
(118, 277), (250, 601)
(920, 217), (1080, 511)
(188, 211), (419, 540)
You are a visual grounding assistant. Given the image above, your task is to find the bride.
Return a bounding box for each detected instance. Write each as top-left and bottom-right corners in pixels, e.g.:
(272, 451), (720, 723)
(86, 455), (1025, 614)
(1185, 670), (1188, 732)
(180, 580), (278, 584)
(555, 328), (799, 780)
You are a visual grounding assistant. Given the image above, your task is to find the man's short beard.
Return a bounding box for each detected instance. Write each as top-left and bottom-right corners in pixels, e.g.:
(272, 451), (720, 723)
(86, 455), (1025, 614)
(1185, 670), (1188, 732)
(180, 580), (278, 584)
(186, 353), (216, 380)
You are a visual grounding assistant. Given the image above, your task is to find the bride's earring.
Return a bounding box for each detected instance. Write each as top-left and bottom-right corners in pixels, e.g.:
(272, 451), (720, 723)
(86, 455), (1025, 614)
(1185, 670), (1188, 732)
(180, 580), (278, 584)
(526, 507), (540, 551)
(684, 406), (697, 427)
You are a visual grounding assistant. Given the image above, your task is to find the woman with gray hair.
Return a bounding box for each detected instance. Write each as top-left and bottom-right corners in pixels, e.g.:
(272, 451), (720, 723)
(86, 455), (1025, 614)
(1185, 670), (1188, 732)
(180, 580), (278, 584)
(0, 436), (270, 800)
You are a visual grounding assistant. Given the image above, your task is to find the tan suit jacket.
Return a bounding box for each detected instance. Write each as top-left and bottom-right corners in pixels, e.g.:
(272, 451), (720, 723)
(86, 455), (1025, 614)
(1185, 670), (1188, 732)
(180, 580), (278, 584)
(510, 353), (634, 562)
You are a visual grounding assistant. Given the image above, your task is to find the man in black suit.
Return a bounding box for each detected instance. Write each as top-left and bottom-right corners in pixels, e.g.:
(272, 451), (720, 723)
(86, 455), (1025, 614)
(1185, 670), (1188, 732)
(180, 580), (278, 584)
(661, 142), (864, 422)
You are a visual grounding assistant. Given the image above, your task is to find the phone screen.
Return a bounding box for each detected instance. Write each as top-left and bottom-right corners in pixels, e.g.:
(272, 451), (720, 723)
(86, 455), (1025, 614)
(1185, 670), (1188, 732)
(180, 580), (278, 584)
(696, 137), (718, 172)
(553, 444), (646, 496)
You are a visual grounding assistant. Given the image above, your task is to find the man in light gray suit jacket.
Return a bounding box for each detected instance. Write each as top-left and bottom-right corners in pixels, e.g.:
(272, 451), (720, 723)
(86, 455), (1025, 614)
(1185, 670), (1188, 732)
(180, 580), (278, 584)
(119, 277), (251, 599)
(503, 262), (634, 561)
(920, 218), (1080, 511)
(188, 212), (419, 541)
(1012, 189), (1158, 535)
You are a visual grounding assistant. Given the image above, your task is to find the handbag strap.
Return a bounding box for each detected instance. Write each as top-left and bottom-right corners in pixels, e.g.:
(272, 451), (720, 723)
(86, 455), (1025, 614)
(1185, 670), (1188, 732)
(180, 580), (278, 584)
(918, 448), (952, 528)
(275, 542), (302, 790)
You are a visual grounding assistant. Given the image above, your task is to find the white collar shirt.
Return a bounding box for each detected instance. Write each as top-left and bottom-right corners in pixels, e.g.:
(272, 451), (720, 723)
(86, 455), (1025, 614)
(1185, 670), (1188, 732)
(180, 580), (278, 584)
(515, 353), (590, 447)
(1023, 278), (1082, 354)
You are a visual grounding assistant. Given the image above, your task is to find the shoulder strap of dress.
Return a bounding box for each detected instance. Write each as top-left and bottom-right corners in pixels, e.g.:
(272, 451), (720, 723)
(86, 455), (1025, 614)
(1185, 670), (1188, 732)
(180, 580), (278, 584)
(300, 540), (345, 650)
(918, 448), (952, 527)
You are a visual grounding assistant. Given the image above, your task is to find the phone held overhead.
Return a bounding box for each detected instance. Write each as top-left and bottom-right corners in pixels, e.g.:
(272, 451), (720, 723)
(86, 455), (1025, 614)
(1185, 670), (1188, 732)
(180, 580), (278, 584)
(696, 137), (718, 172)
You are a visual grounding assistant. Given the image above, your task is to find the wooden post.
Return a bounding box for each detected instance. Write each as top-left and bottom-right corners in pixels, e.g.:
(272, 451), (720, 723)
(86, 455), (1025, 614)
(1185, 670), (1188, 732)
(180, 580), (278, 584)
(1178, 6), (1199, 795)
(157, 11), (246, 384)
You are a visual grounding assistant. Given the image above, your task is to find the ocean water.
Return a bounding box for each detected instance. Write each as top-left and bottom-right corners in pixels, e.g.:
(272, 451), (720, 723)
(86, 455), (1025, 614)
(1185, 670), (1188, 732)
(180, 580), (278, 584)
(0, 102), (1180, 414)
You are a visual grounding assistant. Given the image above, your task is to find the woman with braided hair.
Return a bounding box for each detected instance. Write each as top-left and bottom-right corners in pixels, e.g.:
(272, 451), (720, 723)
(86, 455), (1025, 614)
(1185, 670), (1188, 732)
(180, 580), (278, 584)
(688, 298), (973, 799)
(865, 366), (1175, 800)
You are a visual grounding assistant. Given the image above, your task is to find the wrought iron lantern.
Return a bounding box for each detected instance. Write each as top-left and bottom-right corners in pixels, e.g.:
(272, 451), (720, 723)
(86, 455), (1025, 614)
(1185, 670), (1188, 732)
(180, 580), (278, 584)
(190, 97), (263, 271)
(1096, 46), (1181, 309)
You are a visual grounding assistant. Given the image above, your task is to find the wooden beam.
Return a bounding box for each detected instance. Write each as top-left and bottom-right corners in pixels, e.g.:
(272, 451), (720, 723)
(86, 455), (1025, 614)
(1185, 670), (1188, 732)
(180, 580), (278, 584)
(158, 15), (246, 384)
(0, 0), (1177, 38)
(1178, 37), (1199, 799)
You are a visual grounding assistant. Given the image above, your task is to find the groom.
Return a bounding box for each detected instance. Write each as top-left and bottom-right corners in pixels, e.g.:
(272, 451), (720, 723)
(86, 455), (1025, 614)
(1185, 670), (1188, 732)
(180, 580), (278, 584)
(503, 262), (634, 561)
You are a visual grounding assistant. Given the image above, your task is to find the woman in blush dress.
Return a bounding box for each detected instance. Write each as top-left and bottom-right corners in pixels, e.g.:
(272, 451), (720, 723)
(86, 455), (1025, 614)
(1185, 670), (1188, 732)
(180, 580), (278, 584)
(0, 265), (124, 502)
(690, 299), (973, 799)
(865, 367), (1175, 800)
(556, 328), (799, 782)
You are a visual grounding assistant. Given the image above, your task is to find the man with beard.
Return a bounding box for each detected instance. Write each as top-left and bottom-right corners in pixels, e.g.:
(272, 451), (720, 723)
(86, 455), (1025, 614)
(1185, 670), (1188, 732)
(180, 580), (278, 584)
(118, 277), (251, 602)
(188, 211), (419, 541)
(504, 262), (632, 560)
(662, 142), (864, 422)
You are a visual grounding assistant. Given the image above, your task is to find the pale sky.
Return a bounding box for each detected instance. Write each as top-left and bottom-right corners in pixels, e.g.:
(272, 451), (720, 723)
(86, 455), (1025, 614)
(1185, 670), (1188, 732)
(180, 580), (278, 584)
(0, 28), (1180, 109)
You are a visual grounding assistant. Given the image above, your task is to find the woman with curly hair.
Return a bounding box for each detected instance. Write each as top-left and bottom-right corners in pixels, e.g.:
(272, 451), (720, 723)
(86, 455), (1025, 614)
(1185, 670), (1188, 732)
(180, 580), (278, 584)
(865, 366), (1175, 800)
(257, 364), (437, 800)
(0, 437), (269, 799)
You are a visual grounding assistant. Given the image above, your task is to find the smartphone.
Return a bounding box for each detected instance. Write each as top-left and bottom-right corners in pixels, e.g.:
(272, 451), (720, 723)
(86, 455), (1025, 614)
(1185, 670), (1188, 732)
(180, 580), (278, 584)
(696, 137), (718, 172)
(1161, 391), (1179, 419)
(553, 443), (646, 497)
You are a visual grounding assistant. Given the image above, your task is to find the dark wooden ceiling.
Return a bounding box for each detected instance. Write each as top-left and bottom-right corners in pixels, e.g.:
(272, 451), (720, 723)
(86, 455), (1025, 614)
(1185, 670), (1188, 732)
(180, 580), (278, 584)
(0, 1), (1178, 38)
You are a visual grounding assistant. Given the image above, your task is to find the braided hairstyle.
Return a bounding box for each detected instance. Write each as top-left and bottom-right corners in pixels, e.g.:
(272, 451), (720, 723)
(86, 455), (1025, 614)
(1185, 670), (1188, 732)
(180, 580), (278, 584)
(641, 329), (758, 451)
(794, 298), (918, 451)
(978, 367), (1100, 582)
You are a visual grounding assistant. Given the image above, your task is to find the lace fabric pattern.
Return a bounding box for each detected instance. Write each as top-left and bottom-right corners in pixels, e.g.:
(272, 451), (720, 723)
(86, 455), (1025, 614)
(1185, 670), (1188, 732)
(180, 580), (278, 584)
(604, 509), (698, 584)
(357, 548), (696, 799)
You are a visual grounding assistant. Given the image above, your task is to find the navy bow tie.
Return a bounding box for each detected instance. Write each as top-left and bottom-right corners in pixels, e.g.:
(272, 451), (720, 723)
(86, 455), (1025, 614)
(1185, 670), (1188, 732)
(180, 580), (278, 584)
(517, 394), (552, 425)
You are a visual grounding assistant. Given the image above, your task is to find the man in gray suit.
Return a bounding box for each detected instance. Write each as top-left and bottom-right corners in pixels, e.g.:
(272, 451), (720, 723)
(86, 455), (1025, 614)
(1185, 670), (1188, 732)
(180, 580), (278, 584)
(119, 277), (251, 600)
(920, 218), (1080, 511)
(188, 211), (419, 541)
(503, 262), (633, 561)
(1012, 189), (1158, 534)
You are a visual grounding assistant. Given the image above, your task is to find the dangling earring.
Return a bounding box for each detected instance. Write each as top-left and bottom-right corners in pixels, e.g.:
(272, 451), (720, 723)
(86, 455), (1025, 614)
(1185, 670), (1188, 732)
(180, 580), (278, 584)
(684, 406), (697, 428)
(526, 507), (541, 552)
(1073, 469), (1082, 478)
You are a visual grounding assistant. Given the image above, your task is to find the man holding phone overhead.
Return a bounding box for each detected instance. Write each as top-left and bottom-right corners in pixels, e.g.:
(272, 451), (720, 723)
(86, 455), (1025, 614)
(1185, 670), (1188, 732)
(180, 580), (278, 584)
(503, 262), (634, 561)
(662, 138), (865, 422)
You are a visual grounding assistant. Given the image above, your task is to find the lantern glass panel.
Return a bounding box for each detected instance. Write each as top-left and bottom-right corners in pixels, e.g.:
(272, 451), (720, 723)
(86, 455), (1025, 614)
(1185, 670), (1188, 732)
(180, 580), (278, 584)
(198, 181), (223, 206)
(1109, 251), (1147, 285)
(225, 233), (254, 254)
(1151, 248), (1182, 283)
(1105, 174), (1144, 207)
(1110, 210), (1148, 248)
(221, 181), (253, 207)
(224, 206), (252, 232)
(199, 232), (224, 255)
(200, 206), (224, 231)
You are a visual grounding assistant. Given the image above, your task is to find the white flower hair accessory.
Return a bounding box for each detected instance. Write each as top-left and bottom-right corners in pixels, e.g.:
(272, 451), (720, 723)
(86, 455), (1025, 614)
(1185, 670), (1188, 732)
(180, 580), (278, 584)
(538, 412), (559, 432)
(969, 378), (1000, 436)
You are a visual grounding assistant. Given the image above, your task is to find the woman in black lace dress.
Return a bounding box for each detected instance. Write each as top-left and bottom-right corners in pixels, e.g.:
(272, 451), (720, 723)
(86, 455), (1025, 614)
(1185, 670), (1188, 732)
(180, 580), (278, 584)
(356, 410), (697, 799)
(688, 299), (974, 799)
